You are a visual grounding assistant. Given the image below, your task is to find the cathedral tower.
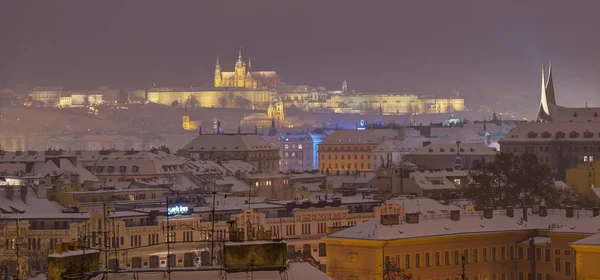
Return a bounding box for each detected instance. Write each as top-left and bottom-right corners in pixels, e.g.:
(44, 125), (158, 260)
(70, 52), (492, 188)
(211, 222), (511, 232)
(214, 56), (222, 88)
(235, 47), (247, 87)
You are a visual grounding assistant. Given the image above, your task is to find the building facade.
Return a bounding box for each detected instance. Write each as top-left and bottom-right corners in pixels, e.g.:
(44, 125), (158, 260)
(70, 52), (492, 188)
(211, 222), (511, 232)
(324, 207), (600, 280)
(318, 129), (403, 174)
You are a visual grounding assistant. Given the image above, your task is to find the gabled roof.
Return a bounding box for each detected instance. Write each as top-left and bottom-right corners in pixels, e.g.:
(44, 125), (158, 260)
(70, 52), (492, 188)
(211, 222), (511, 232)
(184, 134), (278, 152)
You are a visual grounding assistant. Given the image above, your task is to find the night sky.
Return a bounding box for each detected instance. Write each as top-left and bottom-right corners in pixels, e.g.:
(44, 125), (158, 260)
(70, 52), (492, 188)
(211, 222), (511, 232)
(2, 0), (600, 118)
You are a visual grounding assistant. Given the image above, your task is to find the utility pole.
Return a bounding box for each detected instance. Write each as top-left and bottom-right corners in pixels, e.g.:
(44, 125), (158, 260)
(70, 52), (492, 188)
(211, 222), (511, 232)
(166, 195), (171, 276)
(211, 181), (216, 266)
(15, 218), (19, 280)
(461, 253), (467, 280)
(103, 202), (108, 280)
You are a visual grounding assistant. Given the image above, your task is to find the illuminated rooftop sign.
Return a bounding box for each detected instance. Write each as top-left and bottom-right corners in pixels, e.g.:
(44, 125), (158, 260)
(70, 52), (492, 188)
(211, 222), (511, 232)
(357, 120), (366, 130)
(167, 205), (190, 216)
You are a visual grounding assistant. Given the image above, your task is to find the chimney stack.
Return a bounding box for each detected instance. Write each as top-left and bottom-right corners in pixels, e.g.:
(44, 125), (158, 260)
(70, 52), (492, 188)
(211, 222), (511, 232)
(5, 187), (14, 201)
(381, 214), (400, 225)
(539, 206), (548, 217)
(522, 207), (528, 222)
(20, 186), (27, 203)
(483, 208), (493, 219)
(450, 210), (461, 221)
(566, 207), (574, 218)
(593, 207), (600, 217)
(506, 206), (514, 217)
(406, 213), (419, 224)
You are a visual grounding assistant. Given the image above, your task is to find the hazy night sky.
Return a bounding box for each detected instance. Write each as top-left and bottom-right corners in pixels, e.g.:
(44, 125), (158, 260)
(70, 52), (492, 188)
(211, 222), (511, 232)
(2, 0), (600, 118)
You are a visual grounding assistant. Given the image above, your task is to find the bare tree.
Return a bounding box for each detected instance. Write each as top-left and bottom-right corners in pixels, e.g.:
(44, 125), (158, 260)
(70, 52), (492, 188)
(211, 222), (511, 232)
(384, 259), (412, 280)
(183, 95), (200, 109)
(233, 96), (252, 110)
(218, 96), (228, 108)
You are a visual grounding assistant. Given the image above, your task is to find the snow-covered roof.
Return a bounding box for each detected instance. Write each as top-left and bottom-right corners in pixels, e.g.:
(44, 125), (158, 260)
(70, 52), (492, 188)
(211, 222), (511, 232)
(221, 160), (256, 174)
(184, 134), (278, 152)
(387, 196), (462, 214)
(430, 127), (484, 143)
(300, 182), (323, 192)
(572, 233), (600, 245)
(518, 237), (551, 245)
(500, 121), (600, 143)
(408, 169), (468, 190)
(216, 176), (252, 193)
(327, 208), (599, 241)
(328, 173), (376, 188)
(320, 129), (402, 145)
(409, 143), (498, 156)
(0, 186), (89, 219)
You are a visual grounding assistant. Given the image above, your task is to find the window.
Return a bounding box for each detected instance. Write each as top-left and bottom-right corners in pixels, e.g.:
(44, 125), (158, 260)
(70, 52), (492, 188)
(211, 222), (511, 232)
(463, 250), (469, 264)
(474, 248), (479, 263)
(565, 262), (571, 276)
(405, 254), (411, 269)
(527, 248), (532, 260)
(119, 166), (126, 173)
(555, 258), (561, 272)
(425, 252), (431, 267)
(564, 250), (571, 256)
(454, 250), (460, 265)
(510, 246), (515, 260)
(298, 144), (303, 149)
(415, 253), (421, 268)
(518, 247), (524, 260)
(454, 178), (461, 185)
(108, 166), (115, 173)
(545, 248), (551, 261)
(536, 248), (541, 261)
(482, 248), (487, 262)
(492, 247), (497, 261)
(501, 246), (506, 260)
(444, 251), (450, 265)
(536, 274), (542, 280)
(318, 243), (326, 257)
(518, 272), (524, 280)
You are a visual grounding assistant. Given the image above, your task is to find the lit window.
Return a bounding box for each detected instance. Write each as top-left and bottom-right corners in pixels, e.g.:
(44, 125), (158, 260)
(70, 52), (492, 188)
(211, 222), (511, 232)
(454, 179), (461, 185)
(255, 182), (259, 187)
(285, 144), (289, 149)
(298, 144), (303, 149)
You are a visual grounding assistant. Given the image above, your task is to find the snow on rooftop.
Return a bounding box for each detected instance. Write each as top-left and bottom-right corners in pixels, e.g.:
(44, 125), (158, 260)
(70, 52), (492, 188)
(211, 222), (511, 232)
(328, 208), (598, 241)
(572, 233), (600, 246)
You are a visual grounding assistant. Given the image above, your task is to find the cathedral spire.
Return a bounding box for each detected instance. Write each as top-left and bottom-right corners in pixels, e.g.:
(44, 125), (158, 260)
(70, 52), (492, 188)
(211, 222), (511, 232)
(216, 55), (220, 69)
(248, 57), (252, 72)
(342, 80), (347, 93)
(237, 46), (243, 63)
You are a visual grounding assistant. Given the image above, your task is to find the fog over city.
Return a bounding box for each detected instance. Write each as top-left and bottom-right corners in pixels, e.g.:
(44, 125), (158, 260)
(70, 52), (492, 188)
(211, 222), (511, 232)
(2, 2), (600, 280)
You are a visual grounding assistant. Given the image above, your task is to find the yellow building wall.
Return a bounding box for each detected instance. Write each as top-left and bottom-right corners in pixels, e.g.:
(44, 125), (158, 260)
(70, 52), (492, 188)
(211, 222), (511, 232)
(566, 161), (600, 194)
(571, 244), (600, 280)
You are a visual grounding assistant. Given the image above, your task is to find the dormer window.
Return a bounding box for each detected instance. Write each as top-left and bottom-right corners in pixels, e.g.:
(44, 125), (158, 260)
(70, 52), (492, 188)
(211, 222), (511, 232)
(569, 131), (580, 138)
(470, 148), (475, 152)
(527, 131), (538, 138)
(107, 166), (115, 173)
(132, 166), (139, 173)
(429, 148), (434, 152)
(119, 166), (126, 173)
(541, 131), (551, 138)
(573, 112), (578, 117)
(584, 131), (594, 138)
(96, 166), (104, 173)
(439, 148), (445, 152)
(555, 131), (566, 138)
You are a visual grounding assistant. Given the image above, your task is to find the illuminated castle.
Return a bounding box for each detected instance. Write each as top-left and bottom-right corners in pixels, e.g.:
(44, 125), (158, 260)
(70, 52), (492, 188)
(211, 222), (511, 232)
(214, 48), (280, 89)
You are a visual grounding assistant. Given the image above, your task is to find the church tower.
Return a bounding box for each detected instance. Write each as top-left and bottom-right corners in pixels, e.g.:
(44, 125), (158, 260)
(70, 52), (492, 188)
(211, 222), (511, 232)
(267, 94), (285, 123)
(342, 80), (347, 93)
(214, 56), (222, 88)
(235, 47), (247, 88)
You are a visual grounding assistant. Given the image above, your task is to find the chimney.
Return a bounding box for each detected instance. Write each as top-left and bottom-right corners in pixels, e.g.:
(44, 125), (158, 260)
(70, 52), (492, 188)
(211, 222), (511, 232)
(406, 213), (419, 224)
(522, 207), (528, 222)
(539, 205), (547, 217)
(593, 207), (600, 217)
(381, 214), (400, 225)
(450, 210), (460, 221)
(566, 207), (574, 218)
(20, 186), (27, 203)
(5, 187), (14, 201)
(483, 208), (493, 219)
(506, 206), (514, 217)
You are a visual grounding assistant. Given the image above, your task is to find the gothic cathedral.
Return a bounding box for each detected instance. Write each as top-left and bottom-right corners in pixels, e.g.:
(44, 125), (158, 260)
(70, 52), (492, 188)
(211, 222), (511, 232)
(214, 48), (280, 89)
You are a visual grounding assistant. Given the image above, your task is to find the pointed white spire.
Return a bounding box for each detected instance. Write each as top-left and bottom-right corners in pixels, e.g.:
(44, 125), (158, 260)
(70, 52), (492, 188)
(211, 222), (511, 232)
(238, 46), (243, 63)
(342, 80), (348, 93)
